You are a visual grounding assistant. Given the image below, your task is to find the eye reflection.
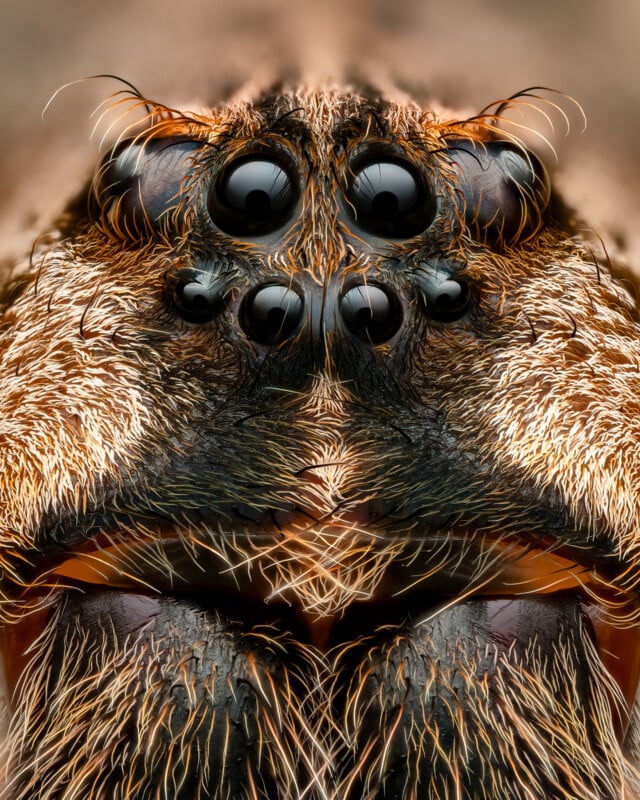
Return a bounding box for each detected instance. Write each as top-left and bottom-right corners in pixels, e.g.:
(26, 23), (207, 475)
(445, 140), (550, 246)
(345, 160), (436, 238)
(209, 158), (299, 237)
(165, 268), (222, 324)
(240, 283), (305, 344)
(93, 137), (202, 241)
(414, 265), (471, 323)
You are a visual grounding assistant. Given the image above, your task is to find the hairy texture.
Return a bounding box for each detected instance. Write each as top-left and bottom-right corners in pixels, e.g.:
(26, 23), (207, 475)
(4, 594), (632, 800)
(0, 82), (640, 798)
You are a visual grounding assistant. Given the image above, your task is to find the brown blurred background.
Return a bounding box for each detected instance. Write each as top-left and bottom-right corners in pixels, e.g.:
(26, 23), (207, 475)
(0, 0), (638, 261)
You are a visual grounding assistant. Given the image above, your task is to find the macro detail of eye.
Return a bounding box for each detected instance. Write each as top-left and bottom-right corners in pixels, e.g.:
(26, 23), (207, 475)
(209, 157), (300, 237)
(240, 283), (305, 344)
(414, 263), (471, 322)
(93, 137), (202, 240)
(445, 139), (551, 246)
(165, 268), (222, 324)
(345, 160), (436, 238)
(339, 284), (403, 342)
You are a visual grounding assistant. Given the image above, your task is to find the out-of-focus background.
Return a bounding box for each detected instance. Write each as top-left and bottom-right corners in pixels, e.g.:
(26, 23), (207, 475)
(1, 0), (638, 261)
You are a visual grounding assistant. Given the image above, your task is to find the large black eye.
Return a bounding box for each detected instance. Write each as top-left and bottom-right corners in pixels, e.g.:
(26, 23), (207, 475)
(93, 137), (202, 240)
(445, 140), (550, 246)
(345, 160), (436, 238)
(209, 157), (299, 237)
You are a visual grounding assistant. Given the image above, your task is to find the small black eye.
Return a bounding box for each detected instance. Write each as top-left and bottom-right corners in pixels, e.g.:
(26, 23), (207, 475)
(166, 269), (222, 324)
(93, 137), (202, 241)
(445, 140), (550, 246)
(345, 160), (436, 238)
(209, 158), (299, 237)
(240, 284), (304, 344)
(339, 284), (403, 342)
(414, 265), (470, 323)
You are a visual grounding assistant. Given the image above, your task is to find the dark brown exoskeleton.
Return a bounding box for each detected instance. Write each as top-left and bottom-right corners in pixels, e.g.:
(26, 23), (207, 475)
(1, 82), (640, 799)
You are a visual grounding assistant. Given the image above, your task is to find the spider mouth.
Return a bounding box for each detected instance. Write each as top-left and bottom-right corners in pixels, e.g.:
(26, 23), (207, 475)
(2, 518), (640, 740)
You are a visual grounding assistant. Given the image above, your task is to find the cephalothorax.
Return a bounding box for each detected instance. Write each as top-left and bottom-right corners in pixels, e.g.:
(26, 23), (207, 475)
(1, 82), (640, 799)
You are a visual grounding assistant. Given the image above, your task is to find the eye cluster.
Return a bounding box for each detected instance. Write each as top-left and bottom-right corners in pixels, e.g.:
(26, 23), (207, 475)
(93, 140), (302, 243)
(92, 134), (550, 248)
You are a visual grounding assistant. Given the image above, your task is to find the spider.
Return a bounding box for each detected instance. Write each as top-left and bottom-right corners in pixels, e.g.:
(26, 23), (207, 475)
(0, 80), (638, 799)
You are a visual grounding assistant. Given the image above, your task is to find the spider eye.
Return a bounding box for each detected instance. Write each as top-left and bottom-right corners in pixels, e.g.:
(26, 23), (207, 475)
(414, 264), (471, 323)
(345, 160), (436, 238)
(165, 268), (222, 324)
(240, 283), (305, 344)
(445, 140), (550, 246)
(93, 137), (201, 241)
(339, 284), (403, 342)
(209, 158), (299, 237)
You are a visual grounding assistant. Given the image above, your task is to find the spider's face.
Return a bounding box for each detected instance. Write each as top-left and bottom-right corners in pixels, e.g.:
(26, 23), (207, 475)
(1, 85), (640, 799)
